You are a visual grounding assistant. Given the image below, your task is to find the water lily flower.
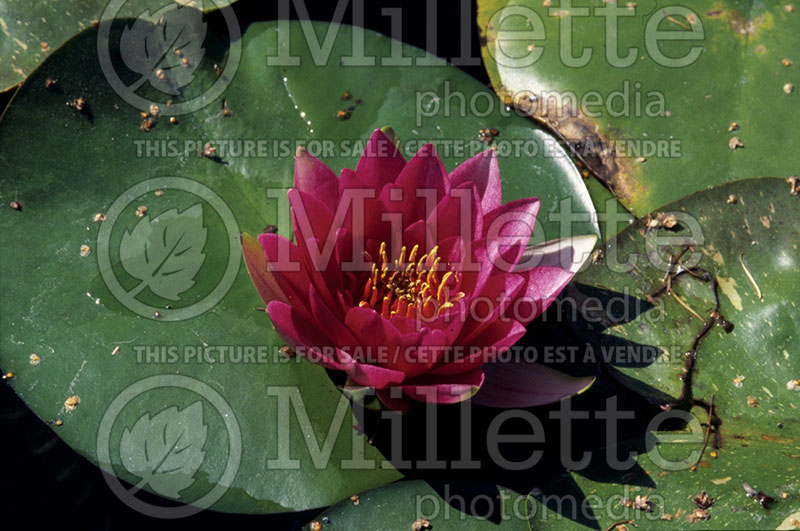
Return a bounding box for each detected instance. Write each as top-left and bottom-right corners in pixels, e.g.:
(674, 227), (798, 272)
(243, 129), (596, 411)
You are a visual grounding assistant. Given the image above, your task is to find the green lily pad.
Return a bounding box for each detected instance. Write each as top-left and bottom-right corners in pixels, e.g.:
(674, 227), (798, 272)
(477, 0), (800, 216)
(553, 177), (800, 528)
(0, 0), (235, 91)
(308, 480), (534, 530)
(0, 11), (598, 513)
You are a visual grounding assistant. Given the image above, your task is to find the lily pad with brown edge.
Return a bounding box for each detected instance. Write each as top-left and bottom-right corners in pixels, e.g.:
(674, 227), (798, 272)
(477, 0), (800, 217)
(552, 177), (800, 528)
(0, 12), (599, 513)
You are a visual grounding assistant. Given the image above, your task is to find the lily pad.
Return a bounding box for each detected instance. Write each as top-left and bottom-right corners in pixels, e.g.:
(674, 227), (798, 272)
(0, 12), (597, 513)
(308, 480), (534, 530)
(555, 177), (800, 528)
(0, 0), (235, 91)
(477, 0), (800, 216)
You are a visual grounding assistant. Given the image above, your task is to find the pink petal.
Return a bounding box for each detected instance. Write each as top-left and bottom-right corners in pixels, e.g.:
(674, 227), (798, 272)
(402, 370), (485, 404)
(512, 266), (574, 326)
(376, 388), (412, 414)
(448, 149), (501, 212)
(471, 361), (595, 408)
(432, 319), (526, 376)
(484, 197), (540, 272)
(456, 273), (525, 346)
(294, 146), (339, 213)
(427, 182), (483, 246)
(356, 129), (406, 192)
(381, 143), (448, 228)
(336, 348), (406, 388)
(266, 301), (341, 370)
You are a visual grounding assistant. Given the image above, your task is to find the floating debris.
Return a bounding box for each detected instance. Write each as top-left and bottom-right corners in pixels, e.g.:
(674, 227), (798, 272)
(93, 212), (107, 222)
(727, 194), (738, 204)
(729, 136), (743, 150)
(263, 225), (279, 234)
(739, 253), (762, 299)
(221, 99), (232, 117)
(350, 494), (360, 506)
(45, 78), (57, 90)
(787, 379), (800, 391)
(733, 375), (745, 388)
(787, 176), (800, 195)
(155, 189), (164, 197)
(4, 372), (14, 380)
(336, 109), (351, 120)
(411, 519), (431, 530)
(342, 91), (352, 100)
(80, 244), (91, 257)
(55, 419), (63, 426)
(202, 142), (217, 158)
(747, 395), (758, 407)
(309, 522), (321, 531)
(687, 508), (709, 522)
(728, 122), (739, 132)
(149, 104), (160, 117)
(68, 97), (87, 112)
(783, 58), (793, 67)
(64, 395), (81, 411)
(153, 311), (162, 318)
(29, 353), (41, 365)
(169, 116), (178, 125)
(693, 490), (714, 509)
(111, 346), (121, 356)
(136, 205), (148, 218)
(478, 128), (499, 142)
(10, 201), (21, 211)
(785, 83), (795, 94)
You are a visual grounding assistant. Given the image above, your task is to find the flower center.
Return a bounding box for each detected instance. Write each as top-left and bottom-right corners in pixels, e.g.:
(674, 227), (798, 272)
(358, 242), (465, 319)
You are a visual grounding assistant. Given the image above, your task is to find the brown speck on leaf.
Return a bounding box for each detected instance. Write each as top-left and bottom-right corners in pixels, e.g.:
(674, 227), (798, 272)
(687, 13), (698, 24)
(733, 374), (745, 387)
(787, 379), (800, 391)
(155, 189), (164, 197)
(783, 58), (793, 67)
(786, 3), (795, 12)
(633, 494), (652, 512)
(136, 205), (148, 218)
(214, 64), (223, 77)
(10, 201), (22, 211)
(29, 353), (41, 365)
(747, 395), (758, 407)
(355, 98), (363, 104)
(175, 47), (183, 57)
(660, 513), (673, 521)
(279, 345), (295, 358)
(309, 522), (321, 531)
(784, 83), (795, 94)
(263, 225), (279, 234)
(337, 109), (352, 120)
(153, 311), (162, 319)
(45, 77), (57, 89)
(80, 244), (91, 257)
(221, 99), (232, 117)
(787, 176), (800, 195)
(693, 490), (714, 509)
(411, 519), (431, 531)
(728, 122), (739, 132)
(156, 68), (166, 81)
(342, 91), (352, 100)
(202, 143), (217, 158)
(55, 419), (63, 426)
(40, 42), (50, 53)
(69, 97), (87, 112)
(181, 56), (190, 66)
(729, 136), (743, 150)
(93, 212), (107, 222)
(350, 494), (360, 506)
(140, 116), (154, 132)
(727, 194), (738, 204)
(662, 214), (677, 229)
(64, 395), (81, 411)
(4, 372), (14, 380)
(149, 103), (160, 117)
(687, 508), (709, 522)
(709, 450), (718, 458)
(111, 346), (121, 356)
(782, 491), (791, 500)
(706, 9), (722, 16)
(169, 116), (178, 125)
(591, 248), (604, 263)
(542, 0), (552, 5)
